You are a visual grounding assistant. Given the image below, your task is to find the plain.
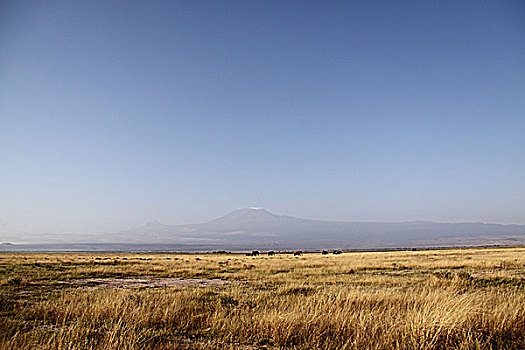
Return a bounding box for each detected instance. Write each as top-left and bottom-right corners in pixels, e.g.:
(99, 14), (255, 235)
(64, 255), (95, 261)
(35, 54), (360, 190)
(1, 247), (524, 349)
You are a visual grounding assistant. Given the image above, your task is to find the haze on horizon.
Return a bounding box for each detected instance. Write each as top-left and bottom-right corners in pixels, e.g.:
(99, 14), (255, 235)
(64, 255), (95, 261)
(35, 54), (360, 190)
(1, 1), (524, 239)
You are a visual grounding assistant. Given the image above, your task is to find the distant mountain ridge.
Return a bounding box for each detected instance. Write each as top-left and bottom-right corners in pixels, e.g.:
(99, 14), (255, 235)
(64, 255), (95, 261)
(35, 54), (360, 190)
(2, 208), (524, 250)
(110, 208), (525, 248)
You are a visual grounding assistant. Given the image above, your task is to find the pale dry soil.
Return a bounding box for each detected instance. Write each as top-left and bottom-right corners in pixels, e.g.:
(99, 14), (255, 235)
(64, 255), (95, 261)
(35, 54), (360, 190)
(66, 277), (229, 289)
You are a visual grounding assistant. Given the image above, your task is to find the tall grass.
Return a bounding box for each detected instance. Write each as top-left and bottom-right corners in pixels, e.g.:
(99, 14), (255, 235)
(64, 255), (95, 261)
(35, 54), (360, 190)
(1, 247), (524, 349)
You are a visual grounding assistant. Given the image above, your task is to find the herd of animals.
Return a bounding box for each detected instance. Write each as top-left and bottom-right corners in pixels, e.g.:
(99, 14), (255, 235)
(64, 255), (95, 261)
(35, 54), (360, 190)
(245, 250), (342, 256)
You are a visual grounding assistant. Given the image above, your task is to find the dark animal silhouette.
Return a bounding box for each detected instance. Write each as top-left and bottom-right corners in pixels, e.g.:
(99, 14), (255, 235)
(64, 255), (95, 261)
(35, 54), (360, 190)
(251, 250), (260, 256)
(322, 250), (329, 255)
(333, 250), (342, 255)
(293, 250), (303, 256)
(268, 251), (275, 256)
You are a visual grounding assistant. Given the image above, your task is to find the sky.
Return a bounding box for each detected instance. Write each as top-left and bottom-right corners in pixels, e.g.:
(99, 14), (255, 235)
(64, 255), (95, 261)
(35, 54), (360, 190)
(1, 1), (524, 240)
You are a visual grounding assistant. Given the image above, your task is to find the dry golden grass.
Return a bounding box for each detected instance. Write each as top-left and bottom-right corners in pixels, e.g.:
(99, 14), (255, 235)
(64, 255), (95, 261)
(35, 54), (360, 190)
(1, 247), (524, 349)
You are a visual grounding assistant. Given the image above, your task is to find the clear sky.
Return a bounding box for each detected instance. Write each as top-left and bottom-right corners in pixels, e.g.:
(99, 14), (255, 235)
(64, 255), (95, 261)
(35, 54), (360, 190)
(1, 1), (524, 239)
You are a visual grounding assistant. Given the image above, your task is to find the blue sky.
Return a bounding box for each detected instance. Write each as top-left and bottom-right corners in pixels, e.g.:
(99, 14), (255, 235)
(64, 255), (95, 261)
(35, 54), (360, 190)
(1, 1), (524, 238)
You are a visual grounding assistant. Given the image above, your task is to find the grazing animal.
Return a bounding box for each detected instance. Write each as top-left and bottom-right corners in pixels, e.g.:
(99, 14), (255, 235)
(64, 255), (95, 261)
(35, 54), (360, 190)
(251, 250), (260, 256)
(293, 250), (303, 256)
(322, 250), (329, 255)
(333, 250), (342, 255)
(268, 251), (275, 256)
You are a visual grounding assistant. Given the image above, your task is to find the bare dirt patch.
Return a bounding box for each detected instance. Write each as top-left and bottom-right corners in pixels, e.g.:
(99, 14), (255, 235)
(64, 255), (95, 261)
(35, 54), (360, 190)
(67, 277), (229, 290)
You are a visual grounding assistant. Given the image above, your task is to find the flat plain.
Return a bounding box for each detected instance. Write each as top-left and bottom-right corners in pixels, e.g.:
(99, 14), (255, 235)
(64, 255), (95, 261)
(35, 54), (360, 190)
(1, 247), (524, 349)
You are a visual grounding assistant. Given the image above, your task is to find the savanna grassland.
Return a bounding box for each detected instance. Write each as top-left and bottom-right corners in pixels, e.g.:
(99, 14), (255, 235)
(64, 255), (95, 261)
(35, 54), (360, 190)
(1, 247), (524, 349)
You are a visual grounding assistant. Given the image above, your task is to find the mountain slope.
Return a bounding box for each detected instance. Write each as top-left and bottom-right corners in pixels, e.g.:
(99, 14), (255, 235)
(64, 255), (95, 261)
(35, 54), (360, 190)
(114, 208), (525, 247)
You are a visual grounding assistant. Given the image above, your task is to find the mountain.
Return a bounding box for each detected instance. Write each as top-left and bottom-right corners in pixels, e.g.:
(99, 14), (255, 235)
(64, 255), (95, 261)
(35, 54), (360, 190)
(3, 208), (524, 250)
(111, 208), (525, 249)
